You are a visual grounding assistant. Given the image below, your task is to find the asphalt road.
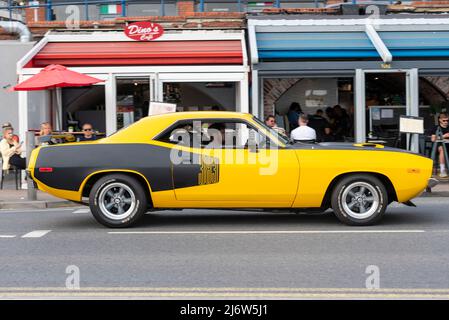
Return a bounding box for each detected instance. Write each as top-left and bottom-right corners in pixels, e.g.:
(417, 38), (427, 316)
(1, 197), (449, 299)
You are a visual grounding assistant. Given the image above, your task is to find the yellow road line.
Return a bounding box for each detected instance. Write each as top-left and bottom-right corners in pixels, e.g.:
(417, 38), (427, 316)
(0, 287), (449, 299)
(1, 287), (449, 293)
(0, 292), (449, 299)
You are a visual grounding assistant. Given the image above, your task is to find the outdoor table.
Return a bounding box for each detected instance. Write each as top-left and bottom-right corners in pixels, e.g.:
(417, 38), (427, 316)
(367, 139), (388, 145)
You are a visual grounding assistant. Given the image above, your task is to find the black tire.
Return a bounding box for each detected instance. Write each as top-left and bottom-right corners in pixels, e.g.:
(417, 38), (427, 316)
(89, 174), (148, 228)
(331, 174), (388, 226)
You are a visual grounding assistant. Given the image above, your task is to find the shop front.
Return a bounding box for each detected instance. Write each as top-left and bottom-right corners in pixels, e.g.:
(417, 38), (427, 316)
(248, 16), (449, 152)
(16, 29), (249, 138)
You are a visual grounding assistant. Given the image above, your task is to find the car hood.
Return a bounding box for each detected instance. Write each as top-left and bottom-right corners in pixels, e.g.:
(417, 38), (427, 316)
(286, 142), (421, 156)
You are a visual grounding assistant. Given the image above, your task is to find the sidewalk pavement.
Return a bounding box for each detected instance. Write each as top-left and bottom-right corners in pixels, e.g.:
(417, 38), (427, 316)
(420, 176), (449, 197)
(0, 189), (79, 210)
(0, 175), (447, 210)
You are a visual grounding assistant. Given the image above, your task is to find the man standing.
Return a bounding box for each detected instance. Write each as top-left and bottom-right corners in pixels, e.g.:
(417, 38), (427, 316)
(431, 113), (449, 178)
(78, 123), (98, 142)
(287, 102), (302, 131)
(307, 109), (331, 142)
(290, 114), (317, 142)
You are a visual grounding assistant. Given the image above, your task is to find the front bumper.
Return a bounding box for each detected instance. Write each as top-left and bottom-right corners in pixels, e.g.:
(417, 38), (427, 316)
(428, 177), (439, 189)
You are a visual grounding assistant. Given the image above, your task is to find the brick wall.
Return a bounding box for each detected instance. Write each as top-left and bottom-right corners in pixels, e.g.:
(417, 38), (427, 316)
(177, 0), (195, 16)
(412, 1), (449, 6)
(0, 32), (17, 40)
(25, 7), (46, 23)
(27, 12), (245, 38)
(263, 79), (301, 117)
(326, 0), (345, 4)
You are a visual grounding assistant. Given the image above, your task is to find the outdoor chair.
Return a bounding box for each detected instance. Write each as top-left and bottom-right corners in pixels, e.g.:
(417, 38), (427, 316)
(0, 158), (21, 190)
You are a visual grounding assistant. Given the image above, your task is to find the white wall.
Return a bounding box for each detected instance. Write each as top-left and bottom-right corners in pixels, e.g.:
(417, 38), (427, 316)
(173, 82), (237, 111)
(0, 41), (35, 131)
(27, 91), (50, 131)
(275, 78), (338, 115)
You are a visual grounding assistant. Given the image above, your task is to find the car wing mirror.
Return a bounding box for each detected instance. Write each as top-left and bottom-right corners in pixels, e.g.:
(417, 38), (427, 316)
(248, 130), (259, 153)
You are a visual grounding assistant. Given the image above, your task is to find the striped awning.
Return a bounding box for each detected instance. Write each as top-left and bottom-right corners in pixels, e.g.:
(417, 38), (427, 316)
(26, 40), (244, 68)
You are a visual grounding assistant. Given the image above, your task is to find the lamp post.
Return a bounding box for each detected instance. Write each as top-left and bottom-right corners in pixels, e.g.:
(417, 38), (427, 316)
(26, 131), (36, 201)
(46, 0), (52, 21)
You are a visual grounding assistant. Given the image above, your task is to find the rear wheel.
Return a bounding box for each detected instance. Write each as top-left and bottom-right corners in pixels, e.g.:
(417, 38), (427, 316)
(331, 174), (387, 226)
(89, 174), (148, 228)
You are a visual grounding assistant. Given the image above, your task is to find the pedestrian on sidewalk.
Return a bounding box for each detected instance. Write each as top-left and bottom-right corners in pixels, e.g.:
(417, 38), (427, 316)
(431, 112), (449, 178)
(0, 127), (26, 170)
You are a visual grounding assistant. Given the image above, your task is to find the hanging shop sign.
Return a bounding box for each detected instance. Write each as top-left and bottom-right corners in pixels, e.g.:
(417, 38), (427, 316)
(124, 22), (164, 41)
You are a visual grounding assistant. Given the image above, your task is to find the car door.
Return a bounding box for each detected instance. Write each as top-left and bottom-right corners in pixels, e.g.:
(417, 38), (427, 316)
(170, 119), (300, 207)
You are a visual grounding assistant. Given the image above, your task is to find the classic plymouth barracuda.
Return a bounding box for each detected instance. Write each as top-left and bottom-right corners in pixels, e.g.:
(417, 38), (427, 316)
(28, 111), (434, 228)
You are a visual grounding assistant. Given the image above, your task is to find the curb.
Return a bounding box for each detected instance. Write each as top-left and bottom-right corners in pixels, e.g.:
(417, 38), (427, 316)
(0, 200), (79, 210)
(420, 192), (449, 197)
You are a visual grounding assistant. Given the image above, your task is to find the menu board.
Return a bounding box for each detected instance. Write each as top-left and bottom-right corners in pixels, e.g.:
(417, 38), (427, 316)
(149, 102), (177, 116)
(399, 116), (424, 134)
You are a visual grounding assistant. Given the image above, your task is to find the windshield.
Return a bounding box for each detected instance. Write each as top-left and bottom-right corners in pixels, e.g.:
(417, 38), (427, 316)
(252, 116), (290, 145)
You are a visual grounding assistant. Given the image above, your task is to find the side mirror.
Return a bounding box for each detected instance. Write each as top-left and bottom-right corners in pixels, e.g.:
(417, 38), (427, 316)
(248, 130), (259, 153)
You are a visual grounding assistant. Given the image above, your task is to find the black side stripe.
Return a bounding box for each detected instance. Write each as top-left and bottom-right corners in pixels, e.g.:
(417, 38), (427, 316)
(34, 144), (212, 192)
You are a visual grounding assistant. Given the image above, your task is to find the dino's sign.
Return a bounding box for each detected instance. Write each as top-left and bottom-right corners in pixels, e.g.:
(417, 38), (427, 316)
(124, 22), (164, 41)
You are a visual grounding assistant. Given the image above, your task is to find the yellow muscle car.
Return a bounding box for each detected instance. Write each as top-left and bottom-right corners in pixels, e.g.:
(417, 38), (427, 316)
(28, 112), (434, 228)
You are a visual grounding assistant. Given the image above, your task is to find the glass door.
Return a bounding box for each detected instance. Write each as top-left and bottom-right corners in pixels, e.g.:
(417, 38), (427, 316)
(365, 72), (407, 147)
(356, 69), (419, 151)
(115, 76), (154, 130)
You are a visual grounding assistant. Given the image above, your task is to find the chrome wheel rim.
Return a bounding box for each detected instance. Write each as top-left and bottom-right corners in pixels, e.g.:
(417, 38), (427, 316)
(98, 183), (136, 220)
(341, 182), (380, 219)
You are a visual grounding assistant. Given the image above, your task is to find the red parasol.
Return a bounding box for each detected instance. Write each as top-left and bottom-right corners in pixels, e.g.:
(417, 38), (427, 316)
(13, 64), (103, 91)
(12, 64), (104, 131)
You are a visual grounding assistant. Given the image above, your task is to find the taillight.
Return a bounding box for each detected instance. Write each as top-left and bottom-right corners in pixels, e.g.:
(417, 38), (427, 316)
(39, 167), (53, 173)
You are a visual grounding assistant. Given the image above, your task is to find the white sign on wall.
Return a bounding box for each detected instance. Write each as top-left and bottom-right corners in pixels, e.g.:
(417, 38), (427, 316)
(149, 102), (177, 116)
(399, 115), (424, 134)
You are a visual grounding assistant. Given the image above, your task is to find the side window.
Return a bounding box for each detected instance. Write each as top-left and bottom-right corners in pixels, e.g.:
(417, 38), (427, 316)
(156, 121), (194, 147)
(202, 120), (272, 149)
(156, 119), (274, 149)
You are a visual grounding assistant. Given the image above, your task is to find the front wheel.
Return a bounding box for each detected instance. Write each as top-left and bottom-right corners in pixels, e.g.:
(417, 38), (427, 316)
(331, 174), (388, 226)
(89, 174), (148, 228)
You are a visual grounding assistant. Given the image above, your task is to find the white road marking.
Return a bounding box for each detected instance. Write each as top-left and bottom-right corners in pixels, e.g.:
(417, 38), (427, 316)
(21, 230), (51, 238)
(0, 207), (81, 213)
(108, 230), (426, 235)
(0, 235), (16, 238)
(73, 208), (90, 214)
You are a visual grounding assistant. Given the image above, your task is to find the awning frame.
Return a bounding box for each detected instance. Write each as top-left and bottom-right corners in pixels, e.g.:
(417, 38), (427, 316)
(17, 29), (249, 73)
(248, 17), (449, 65)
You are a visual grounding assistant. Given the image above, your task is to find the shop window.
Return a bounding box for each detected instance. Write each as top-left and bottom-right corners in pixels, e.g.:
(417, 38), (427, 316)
(198, 1), (242, 12)
(127, 2), (177, 16)
(116, 78), (150, 130)
(62, 86), (106, 133)
(163, 82), (236, 112)
(365, 73), (435, 148)
(265, 77), (355, 141)
(280, 0), (326, 9)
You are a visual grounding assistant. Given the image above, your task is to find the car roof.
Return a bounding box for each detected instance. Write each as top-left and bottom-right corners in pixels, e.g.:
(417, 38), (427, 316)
(146, 111), (251, 120)
(105, 111), (255, 143)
